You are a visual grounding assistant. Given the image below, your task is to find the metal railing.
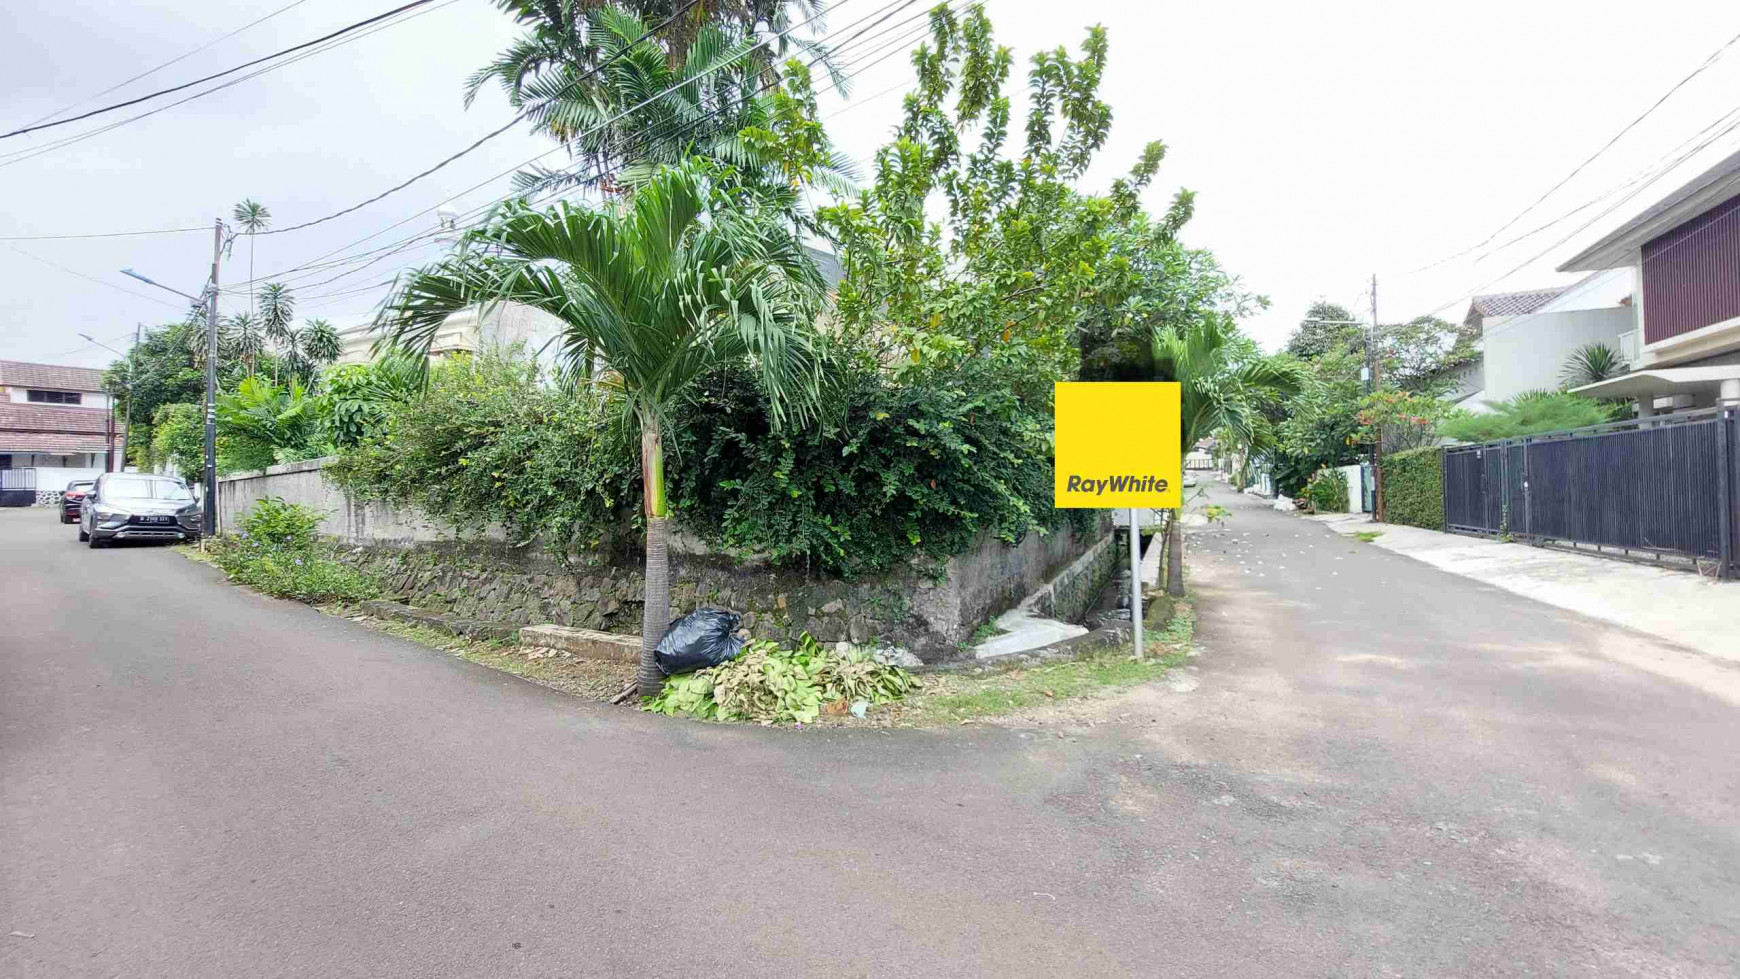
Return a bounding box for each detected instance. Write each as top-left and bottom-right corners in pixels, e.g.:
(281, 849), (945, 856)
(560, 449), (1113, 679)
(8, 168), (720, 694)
(1443, 407), (1737, 577)
(0, 469), (37, 491)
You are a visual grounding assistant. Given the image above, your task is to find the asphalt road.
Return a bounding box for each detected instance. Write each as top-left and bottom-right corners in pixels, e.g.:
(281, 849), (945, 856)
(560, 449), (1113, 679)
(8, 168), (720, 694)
(3, 490), (1737, 978)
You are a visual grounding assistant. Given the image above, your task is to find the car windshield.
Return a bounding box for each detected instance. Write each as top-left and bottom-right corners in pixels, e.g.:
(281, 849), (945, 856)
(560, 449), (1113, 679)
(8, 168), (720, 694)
(104, 477), (193, 502)
(66, 481), (93, 492)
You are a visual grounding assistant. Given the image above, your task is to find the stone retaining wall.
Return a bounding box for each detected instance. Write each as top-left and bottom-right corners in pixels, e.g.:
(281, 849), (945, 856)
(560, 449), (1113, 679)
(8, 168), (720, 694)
(229, 458), (1112, 662)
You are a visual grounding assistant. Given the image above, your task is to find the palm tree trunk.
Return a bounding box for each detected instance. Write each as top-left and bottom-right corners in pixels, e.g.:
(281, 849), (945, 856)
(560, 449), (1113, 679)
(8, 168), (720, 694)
(1165, 506), (1185, 597)
(637, 417), (670, 698)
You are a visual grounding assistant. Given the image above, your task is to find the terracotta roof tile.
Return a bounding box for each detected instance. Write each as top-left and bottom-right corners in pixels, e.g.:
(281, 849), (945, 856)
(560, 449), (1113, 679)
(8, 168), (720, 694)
(0, 432), (121, 455)
(0, 403), (113, 434)
(0, 359), (109, 392)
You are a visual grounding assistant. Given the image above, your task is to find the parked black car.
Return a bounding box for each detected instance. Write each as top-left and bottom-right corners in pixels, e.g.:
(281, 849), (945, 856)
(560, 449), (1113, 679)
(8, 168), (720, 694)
(60, 480), (95, 524)
(78, 473), (202, 547)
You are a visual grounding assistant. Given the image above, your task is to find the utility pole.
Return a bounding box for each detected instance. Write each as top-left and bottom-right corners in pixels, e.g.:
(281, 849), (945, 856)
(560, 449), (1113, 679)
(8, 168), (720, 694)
(204, 219), (222, 538)
(123, 324), (140, 471)
(1369, 272), (1384, 522)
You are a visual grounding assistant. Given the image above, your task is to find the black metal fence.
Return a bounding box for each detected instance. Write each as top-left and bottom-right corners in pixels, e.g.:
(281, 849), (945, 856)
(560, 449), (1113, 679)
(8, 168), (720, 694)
(1443, 407), (1737, 577)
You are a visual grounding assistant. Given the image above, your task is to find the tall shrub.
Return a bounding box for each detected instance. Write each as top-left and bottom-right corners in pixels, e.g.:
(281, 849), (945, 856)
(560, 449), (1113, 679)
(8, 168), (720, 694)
(668, 359), (1081, 579)
(1383, 447), (1443, 531)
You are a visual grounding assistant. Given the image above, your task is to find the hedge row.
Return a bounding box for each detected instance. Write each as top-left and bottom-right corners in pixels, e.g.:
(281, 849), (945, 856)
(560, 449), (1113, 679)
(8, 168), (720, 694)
(1384, 447), (1443, 530)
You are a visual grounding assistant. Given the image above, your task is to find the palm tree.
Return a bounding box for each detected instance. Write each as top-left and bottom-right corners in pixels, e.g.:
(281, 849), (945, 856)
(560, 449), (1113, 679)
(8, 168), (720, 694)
(1151, 314), (1304, 596)
(471, 5), (853, 199)
(227, 312), (266, 374)
(1559, 342), (1626, 389)
(232, 199), (272, 317)
(379, 161), (826, 696)
(259, 281), (296, 384)
(300, 318), (343, 373)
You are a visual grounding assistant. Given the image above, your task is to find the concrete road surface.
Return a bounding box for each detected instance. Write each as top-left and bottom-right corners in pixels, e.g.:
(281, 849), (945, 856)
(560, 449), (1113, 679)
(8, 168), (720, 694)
(3, 491), (1737, 978)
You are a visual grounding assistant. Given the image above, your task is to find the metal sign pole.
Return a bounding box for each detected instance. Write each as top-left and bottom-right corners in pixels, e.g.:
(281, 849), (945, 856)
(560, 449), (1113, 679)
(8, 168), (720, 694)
(1130, 508), (1144, 661)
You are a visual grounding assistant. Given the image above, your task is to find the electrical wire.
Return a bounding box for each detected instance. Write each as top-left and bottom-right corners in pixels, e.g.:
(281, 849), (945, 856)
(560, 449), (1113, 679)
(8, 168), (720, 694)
(2, 0), (440, 139)
(230, 0), (951, 317)
(19, 0), (314, 129)
(5, 245), (188, 310)
(0, 2), (460, 169)
(254, 0), (706, 237)
(284, 0), (949, 307)
(1419, 113), (1740, 324)
(1411, 28), (1740, 273)
(0, 227), (209, 242)
(239, 0), (916, 292)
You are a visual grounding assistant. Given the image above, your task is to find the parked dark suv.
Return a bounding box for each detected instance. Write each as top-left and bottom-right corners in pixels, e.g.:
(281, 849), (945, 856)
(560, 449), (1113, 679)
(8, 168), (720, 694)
(60, 480), (95, 524)
(78, 473), (202, 547)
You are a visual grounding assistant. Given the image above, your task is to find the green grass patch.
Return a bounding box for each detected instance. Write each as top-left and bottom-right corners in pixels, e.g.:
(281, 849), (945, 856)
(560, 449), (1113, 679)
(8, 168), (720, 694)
(890, 599), (1196, 725)
(1354, 530), (1384, 543)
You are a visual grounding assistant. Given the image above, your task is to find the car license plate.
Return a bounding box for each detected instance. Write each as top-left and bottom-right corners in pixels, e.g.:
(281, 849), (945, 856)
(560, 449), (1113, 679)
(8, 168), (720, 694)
(138, 515), (172, 524)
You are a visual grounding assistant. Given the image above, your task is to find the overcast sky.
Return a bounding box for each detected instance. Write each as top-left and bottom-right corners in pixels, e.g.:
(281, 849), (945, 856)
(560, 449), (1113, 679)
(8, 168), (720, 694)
(4, 0), (1739, 372)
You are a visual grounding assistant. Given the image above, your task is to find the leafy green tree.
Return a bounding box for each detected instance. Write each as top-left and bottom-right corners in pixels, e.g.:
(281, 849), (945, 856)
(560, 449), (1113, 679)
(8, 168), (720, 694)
(149, 403), (206, 480)
(1283, 301), (1363, 360)
(821, 6), (1173, 382)
(378, 160), (826, 698)
(1353, 389), (1453, 454)
(1151, 314), (1303, 595)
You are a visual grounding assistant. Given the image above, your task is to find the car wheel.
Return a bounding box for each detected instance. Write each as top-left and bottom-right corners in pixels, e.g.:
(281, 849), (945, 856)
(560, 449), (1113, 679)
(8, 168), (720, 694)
(78, 527), (89, 542)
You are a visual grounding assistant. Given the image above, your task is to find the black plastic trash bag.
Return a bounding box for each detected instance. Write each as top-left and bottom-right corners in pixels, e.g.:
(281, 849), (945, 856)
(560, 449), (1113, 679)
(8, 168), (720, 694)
(654, 608), (745, 676)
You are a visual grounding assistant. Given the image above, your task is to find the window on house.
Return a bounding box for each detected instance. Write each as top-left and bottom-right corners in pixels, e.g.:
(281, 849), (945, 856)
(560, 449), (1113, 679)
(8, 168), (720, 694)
(26, 390), (82, 405)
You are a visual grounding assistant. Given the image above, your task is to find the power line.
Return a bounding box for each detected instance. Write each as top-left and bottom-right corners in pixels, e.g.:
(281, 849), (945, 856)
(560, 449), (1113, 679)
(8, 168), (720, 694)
(242, 0), (913, 290)
(1419, 28), (1740, 271)
(0, 227), (209, 242)
(6, 244), (188, 310)
(1, 0), (439, 140)
(20, 0), (313, 129)
(0, 2), (460, 170)
(231, 0), (945, 313)
(1419, 113), (1740, 322)
(256, 0), (706, 238)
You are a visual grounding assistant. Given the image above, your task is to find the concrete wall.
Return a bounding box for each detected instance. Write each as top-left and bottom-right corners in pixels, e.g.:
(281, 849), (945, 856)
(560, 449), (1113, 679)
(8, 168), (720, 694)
(1482, 306), (1636, 404)
(217, 457), (493, 543)
(219, 457), (1111, 661)
(1336, 464), (1365, 513)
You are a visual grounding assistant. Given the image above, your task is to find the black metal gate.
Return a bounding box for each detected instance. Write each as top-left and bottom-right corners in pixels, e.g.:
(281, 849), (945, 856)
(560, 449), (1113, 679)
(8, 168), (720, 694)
(0, 467), (36, 507)
(1443, 407), (1738, 577)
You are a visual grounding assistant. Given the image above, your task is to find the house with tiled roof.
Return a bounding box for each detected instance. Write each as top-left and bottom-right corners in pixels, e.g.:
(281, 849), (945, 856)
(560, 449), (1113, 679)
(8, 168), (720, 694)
(1446, 269), (1636, 410)
(0, 360), (121, 504)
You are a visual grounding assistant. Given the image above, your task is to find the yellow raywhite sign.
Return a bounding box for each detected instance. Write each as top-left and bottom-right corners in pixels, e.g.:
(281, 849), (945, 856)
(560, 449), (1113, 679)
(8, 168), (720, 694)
(1053, 382), (1182, 509)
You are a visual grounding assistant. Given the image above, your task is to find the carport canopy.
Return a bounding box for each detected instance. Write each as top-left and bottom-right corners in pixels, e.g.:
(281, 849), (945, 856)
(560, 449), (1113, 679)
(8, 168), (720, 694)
(1571, 366), (1740, 399)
